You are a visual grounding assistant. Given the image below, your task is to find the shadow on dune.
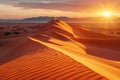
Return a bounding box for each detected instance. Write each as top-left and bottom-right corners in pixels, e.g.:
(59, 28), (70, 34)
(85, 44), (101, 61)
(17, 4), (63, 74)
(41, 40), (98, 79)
(0, 37), (46, 65)
(75, 39), (120, 61)
(30, 23), (74, 43)
(70, 24), (120, 39)
(31, 34), (63, 46)
(70, 25), (120, 61)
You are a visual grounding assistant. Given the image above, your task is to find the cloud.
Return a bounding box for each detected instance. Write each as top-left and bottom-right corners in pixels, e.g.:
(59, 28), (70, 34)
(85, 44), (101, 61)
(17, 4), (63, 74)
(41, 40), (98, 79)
(0, 0), (120, 11)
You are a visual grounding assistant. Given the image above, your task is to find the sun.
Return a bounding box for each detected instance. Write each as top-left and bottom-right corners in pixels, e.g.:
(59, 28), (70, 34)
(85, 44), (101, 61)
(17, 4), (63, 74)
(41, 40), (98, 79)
(102, 11), (113, 18)
(100, 10), (117, 24)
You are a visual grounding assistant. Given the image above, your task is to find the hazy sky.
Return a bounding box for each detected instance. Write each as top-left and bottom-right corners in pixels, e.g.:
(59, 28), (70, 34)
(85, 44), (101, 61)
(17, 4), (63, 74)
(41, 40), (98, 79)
(0, 0), (119, 19)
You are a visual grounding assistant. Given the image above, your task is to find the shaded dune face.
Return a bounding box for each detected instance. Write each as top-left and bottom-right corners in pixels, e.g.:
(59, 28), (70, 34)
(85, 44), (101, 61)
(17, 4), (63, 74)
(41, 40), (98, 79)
(0, 37), (45, 65)
(74, 39), (120, 61)
(70, 25), (118, 39)
(38, 19), (75, 39)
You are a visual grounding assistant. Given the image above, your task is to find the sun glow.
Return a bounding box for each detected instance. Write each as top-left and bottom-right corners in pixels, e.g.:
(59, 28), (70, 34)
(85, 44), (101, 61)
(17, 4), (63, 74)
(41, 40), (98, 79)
(102, 11), (114, 18)
(99, 9), (117, 28)
(103, 11), (112, 17)
(97, 8), (117, 27)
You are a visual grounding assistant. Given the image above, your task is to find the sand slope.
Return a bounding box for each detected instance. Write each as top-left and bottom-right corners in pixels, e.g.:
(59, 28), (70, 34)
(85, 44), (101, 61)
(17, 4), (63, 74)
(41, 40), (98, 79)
(0, 19), (120, 80)
(0, 37), (106, 80)
(29, 19), (120, 80)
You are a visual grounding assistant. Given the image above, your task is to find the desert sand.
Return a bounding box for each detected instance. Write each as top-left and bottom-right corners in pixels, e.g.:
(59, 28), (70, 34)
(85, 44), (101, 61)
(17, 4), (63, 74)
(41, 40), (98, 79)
(0, 19), (120, 80)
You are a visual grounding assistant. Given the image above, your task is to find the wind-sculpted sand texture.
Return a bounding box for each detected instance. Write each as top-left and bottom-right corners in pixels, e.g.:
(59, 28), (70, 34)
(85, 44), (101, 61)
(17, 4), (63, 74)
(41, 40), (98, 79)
(0, 37), (107, 80)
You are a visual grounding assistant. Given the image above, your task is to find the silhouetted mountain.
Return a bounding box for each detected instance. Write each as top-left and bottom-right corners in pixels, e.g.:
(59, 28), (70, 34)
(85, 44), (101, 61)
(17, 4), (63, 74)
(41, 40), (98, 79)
(0, 16), (78, 23)
(20, 16), (83, 23)
(0, 16), (120, 23)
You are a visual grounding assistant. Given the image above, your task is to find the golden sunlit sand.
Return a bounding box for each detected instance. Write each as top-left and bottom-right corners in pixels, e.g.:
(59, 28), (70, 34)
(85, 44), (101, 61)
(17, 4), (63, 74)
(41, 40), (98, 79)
(0, 19), (120, 80)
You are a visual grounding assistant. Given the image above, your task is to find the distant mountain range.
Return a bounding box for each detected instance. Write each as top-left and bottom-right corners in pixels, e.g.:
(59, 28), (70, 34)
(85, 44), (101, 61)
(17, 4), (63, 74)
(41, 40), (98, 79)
(0, 16), (120, 23)
(0, 17), (80, 23)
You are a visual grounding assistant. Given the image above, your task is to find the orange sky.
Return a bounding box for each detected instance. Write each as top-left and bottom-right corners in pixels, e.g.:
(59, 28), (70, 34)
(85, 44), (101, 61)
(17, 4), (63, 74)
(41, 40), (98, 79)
(0, 0), (119, 19)
(0, 4), (84, 19)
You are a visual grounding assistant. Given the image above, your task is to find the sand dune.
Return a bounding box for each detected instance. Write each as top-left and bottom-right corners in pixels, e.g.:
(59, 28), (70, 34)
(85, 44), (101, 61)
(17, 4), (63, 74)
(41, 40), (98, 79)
(0, 19), (120, 80)
(0, 37), (106, 80)
(30, 19), (120, 80)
